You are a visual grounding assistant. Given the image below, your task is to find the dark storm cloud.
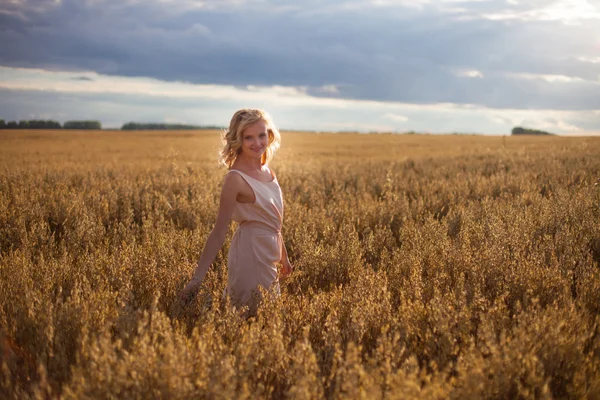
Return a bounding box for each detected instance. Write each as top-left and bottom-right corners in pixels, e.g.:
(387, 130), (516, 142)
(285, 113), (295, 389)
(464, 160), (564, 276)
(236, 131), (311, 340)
(1, 0), (599, 110)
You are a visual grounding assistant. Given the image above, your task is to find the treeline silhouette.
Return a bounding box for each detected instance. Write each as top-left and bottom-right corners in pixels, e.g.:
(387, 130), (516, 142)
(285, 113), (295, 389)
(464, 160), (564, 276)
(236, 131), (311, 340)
(64, 121), (102, 130)
(0, 119), (101, 129)
(1, 119), (222, 131)
(511, 126), (553, 136)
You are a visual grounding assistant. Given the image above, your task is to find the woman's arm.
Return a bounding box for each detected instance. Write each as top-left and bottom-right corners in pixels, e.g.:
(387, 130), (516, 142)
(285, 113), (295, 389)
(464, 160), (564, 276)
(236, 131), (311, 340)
(179, 173), (241, 302)
(280, 237), (293, 278)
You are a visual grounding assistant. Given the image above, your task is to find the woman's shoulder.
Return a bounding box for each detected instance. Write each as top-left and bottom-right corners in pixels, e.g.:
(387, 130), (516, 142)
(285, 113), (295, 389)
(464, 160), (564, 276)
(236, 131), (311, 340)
(226, 168), (243, 177)
(222, 169), (248, 190)
(225, 169), (248, 182)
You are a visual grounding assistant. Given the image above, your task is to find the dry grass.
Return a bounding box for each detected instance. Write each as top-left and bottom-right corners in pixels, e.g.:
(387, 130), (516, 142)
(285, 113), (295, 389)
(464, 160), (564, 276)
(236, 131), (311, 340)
(1, 129), (599, 399)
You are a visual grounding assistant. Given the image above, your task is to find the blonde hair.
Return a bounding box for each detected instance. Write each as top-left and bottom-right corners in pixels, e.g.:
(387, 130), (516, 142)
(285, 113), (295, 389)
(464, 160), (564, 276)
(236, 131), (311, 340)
(220, 108), (281, 168)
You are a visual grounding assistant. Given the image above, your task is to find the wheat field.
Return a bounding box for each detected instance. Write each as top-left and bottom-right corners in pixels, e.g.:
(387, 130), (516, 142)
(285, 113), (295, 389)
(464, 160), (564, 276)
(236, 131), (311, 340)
(1, 129), (599, 399)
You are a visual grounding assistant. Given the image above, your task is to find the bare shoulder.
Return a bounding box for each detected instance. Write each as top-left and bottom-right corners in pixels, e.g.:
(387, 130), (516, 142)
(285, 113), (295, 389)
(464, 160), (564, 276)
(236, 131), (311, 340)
(222, 171), (245, 194)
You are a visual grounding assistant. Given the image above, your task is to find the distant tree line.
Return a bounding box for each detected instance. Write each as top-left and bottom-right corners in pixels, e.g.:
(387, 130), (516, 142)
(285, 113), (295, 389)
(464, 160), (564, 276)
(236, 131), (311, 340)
(121, 122), (222, 130)
(63, 120), (102, 130)
(511, 126), (554, 136)
(0, 119), (102, 130)
(1, 119), (224, 131)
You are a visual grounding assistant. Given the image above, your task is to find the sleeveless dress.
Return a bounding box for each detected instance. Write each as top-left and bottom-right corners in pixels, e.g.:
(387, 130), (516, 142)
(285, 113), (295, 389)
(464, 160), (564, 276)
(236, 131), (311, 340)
(225, 169), (284, 310)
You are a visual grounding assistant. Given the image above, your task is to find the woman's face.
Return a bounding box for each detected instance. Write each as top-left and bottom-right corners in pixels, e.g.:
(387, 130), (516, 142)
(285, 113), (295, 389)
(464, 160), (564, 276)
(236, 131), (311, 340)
(240, 119), (269, 159)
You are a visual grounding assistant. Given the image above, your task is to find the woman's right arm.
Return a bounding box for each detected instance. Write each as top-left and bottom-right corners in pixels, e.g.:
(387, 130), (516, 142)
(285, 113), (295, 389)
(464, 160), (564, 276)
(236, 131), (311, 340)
(180, 173), (240, 301)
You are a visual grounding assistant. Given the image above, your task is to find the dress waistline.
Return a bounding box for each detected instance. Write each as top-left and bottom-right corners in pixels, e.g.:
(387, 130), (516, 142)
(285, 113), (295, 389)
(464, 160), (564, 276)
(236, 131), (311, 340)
(238, 220), (281, 235)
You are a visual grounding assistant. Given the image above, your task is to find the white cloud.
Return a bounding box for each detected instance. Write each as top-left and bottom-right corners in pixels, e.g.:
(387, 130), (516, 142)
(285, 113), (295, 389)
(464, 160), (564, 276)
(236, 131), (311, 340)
(383, 113), (409, 122)
(490, 115), (513, 125)
(0, 0), (62, 15)
(520, 117), (582, 132)
(245, 85), (308, 97)
(315, 84), (340, 95)
(578, 56), (600, 64)
(454, 69), (484, 79)
(478, 0), (600, 24)
(507, 72), (593, 84)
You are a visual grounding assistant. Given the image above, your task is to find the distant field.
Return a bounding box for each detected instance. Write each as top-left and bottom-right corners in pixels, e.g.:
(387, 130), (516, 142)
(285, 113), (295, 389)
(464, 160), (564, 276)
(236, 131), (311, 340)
(1, 129), (599, 399)
(0, 129), (589, 166)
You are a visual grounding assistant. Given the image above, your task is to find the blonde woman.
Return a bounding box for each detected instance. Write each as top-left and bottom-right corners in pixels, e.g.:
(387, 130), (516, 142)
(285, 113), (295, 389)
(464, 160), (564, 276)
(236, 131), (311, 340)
(180, 109), (293, 312)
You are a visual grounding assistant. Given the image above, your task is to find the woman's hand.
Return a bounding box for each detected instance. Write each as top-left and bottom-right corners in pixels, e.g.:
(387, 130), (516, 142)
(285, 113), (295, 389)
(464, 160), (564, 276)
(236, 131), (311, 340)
(280, 259), (293, 279)
(179, 276), (202, 306)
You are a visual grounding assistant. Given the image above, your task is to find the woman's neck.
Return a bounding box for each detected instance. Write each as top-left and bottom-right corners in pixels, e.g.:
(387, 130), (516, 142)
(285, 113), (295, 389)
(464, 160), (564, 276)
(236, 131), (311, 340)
(233, 154), (264, 171)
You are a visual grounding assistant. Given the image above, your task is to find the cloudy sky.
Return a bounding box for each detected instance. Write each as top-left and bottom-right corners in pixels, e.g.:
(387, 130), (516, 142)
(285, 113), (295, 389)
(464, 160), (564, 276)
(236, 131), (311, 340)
(1, 0), (599, 134)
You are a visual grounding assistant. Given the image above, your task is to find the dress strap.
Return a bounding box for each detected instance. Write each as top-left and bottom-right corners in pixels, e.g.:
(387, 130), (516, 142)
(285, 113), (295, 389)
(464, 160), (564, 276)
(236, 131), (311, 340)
(228, 168), (276, 184)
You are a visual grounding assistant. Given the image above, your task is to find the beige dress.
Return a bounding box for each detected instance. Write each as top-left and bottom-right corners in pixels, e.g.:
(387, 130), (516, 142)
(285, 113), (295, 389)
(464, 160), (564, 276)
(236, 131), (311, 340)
(225, 169), (284, 310)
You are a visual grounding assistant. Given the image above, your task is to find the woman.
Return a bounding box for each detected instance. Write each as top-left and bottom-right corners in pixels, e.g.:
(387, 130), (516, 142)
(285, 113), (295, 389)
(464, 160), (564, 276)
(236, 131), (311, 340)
(180, 109), (293, 313)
